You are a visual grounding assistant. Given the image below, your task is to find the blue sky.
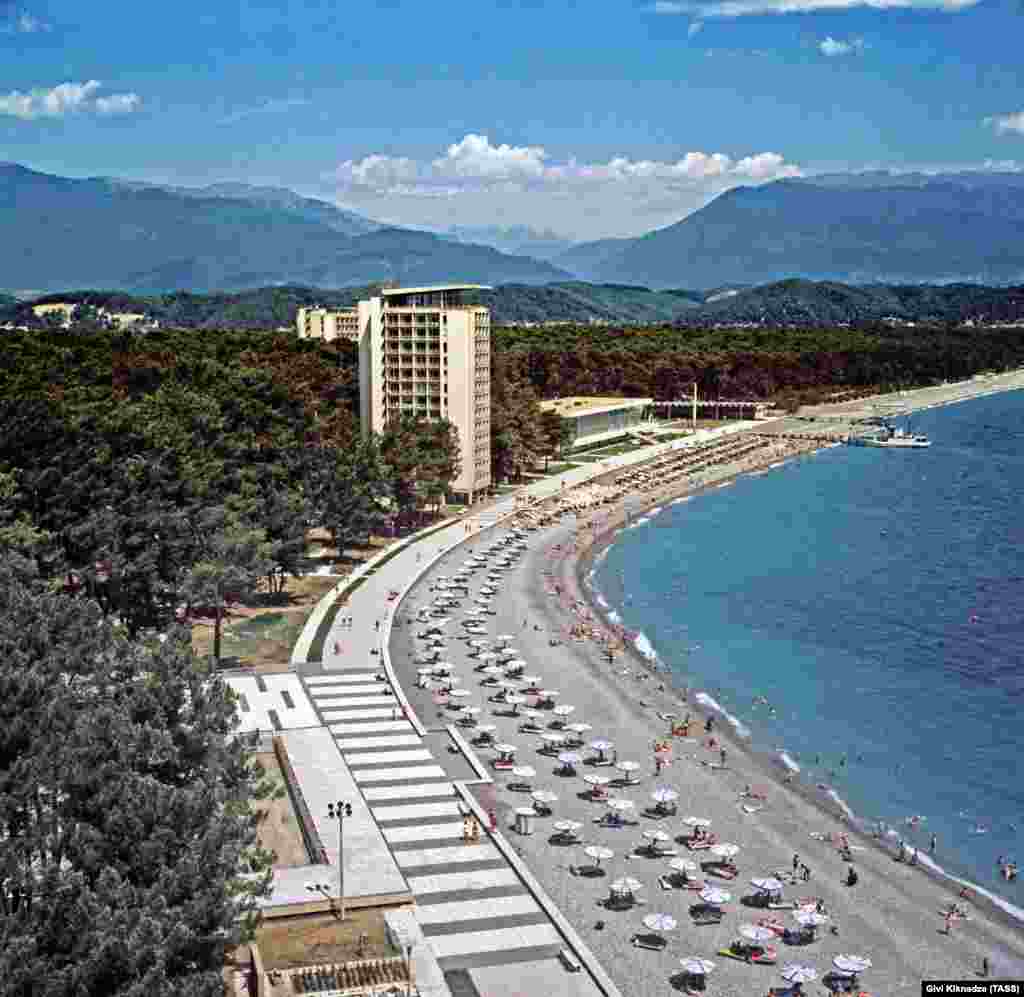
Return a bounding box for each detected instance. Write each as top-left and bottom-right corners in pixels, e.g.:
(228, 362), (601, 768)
(2, 0), (1022, 238)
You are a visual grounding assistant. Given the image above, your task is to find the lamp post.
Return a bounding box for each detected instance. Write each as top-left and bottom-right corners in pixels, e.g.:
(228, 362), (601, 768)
(328, 800), (352, 921)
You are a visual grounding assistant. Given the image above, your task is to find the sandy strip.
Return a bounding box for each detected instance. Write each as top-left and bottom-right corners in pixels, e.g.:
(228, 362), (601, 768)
(391, 416), (1024, 995)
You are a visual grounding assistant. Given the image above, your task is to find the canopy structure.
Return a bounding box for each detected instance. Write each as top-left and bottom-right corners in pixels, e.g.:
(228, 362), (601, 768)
(711, 843), (740, 859)
(680, 958), (715, 976)
(782, 965), (819, 984)
(532, 790), (558, 804)
(642, 913), (678, 933)
(554, 819), (582, 833)
(583, 774), (611, 786)
(606, 798), (635, 812)
(610, 877), (643, 893)
(591, 739), (614, 752)
(511, 766), (536, 780)
(668, 858), (698, 873)
(643, 828), (671, 843)
(794, 910), (829, 927)
(700, 887), (731, 904)
(683, 817), (712, 828)
(558, 752), (583, 764)
(751, 877), (785, 892)
(584, 845), (613, 863)
(833, 955), (872, 974)
(739, 924), (777, 943)
(651, 787), (679, 804)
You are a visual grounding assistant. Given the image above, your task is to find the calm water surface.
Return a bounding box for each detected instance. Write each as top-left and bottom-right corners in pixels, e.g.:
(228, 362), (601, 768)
(592, 390), (1024, 903)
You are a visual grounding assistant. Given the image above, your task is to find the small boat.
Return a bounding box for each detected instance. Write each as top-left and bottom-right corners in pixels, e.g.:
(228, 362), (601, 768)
(849, 419), (930, 448)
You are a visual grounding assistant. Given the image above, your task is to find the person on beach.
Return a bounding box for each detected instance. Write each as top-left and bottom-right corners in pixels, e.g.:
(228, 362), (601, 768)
(719, 747), (727, 767)
(792, 854), (800, 877)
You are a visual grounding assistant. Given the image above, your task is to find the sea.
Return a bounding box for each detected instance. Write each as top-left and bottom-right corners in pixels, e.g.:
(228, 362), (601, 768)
(589, 389), (1024, 914)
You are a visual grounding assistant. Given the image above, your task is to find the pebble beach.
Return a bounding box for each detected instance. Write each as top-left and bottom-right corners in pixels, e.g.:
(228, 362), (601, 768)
(389, 370), (1024, 996)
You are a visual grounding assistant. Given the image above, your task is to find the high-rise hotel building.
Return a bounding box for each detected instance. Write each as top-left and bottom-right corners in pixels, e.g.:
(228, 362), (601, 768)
(354, 284), (492, 503)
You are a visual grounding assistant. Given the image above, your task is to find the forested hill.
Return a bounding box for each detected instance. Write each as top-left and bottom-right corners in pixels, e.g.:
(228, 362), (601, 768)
(7, 279), (1024, 330)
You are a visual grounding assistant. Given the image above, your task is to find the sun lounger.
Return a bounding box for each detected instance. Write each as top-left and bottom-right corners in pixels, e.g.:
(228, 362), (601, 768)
(631, 934), (668, 951)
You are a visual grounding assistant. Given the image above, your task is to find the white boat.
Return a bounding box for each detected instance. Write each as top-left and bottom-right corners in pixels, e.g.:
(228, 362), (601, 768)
(849, 425), (931, 448)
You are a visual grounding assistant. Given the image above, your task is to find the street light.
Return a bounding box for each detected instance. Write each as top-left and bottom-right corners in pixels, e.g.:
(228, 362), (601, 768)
(328, 800), (353, 921)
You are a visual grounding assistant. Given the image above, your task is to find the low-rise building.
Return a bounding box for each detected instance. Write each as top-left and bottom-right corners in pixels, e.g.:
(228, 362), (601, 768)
(539, 395), (652, 450)
(296, 305), (361, 343)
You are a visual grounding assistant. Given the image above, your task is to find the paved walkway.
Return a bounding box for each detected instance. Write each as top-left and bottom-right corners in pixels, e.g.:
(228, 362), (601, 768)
(300, 672), (570, 977)
(290, 423), (760, 994)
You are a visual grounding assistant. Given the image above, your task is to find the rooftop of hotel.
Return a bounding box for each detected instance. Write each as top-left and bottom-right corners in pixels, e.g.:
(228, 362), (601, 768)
(380, 283), (491, 296)
(538, 395), (652, 418)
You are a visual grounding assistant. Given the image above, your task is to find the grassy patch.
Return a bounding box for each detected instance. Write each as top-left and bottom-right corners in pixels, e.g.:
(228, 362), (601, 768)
(191, 575), (337, 670)
(253, 751), (309, 868)
(255, 909), (398, 970)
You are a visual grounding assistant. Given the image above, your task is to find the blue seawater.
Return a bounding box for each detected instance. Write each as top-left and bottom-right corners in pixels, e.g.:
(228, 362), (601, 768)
(592, 390), (1024, 906)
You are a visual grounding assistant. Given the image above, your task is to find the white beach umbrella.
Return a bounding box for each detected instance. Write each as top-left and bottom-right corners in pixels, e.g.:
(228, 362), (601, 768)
(553, 704), (576, 717)
(558, 751), (583, 764)
(740, 924), (777, 943)
(477, 652), (499, 661)
(584, 845), (613, 865)
(521, 709), (545, 721)
(474, 723), (497, 734)
(538, 689), (560, 698)
(833, 955), (872, 974)
(505, 658), (528, 668)
(459, 705), (482, 716)
(554, 819), (583, 833)
(474, 597), (491, 606)
(449, 688), (471, 699)
(505, 693), (527, 705)
(434, 662), (455, 673)
(567, 722), (593, 734)
(499, 648), (521, 658)
(482, 665), (506, 677)
(606, 798), (635, 812)
(497, 634), (516, 643)
(668, 858), (698, 873)
(642, 913), (678, 933)
(751, 877), (785, 892)
(496, 678), (519, 689)
(494, 743), (517, 755)
(683, 816), (712, 828)
(591, 739), (615, 752)
(617, 760), (641, 773)
(417, 666), (435, 675)
(465, 608), (484, 616)
(511, 765), (536, 780)
(794, 910), (828, 927)
(711, 843), (740, 859)
(651, 787), (679, 804)
(611, 876), (643, 893)
(782, 965), (819, 984)
(700, 887), (732, 904)
(583, 774), (611, 787)
(532, 790), (558, 804)
(541, 732), (567, 744)
(680, 958), (715, 976)
(643, 828), (671, 843)
(520, 675), (542, 686)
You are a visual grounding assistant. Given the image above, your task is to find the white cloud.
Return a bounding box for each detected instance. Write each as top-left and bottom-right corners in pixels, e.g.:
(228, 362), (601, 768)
(328, 134), (801, 197)
(819, 35), (865, 55)
(653, 0), (978, 16)
(326, 134), (803, 238)
(0, 80), (141, 120)
(985, 112), (1024, 136)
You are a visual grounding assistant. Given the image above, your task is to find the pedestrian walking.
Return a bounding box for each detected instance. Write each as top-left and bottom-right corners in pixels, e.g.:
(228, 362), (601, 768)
(719, 747), (727, 767)
(375, 620), (380, 632)
(930, 833), (937, 854)
(792, 854), (800, 877)
(801, 864), (811, 882)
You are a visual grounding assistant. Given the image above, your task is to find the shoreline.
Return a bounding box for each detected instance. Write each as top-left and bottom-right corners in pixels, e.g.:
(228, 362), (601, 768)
(551, 399), (1024, 942)
(385, 372), (1024, 993)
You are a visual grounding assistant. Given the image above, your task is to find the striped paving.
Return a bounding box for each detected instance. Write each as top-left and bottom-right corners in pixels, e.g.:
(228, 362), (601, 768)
(333, 734), (423, 750)
(301, 672), (567, 974)
(362, 782), (455, 802)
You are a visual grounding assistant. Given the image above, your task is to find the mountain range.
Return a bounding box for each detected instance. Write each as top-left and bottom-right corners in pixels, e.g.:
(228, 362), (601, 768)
(554, 172), (1024, 288)
(0, 163), (569, 294)
(6, 162), (1024, 294)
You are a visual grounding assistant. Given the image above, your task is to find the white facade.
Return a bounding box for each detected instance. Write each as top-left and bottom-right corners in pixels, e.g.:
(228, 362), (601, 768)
(358, 285), (491, 501)
(296, 305), (361, 342)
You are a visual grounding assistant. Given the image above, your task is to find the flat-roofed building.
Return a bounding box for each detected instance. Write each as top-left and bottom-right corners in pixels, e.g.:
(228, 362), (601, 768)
(539, 395), (653, 450)
(358, 284), (491, 503)
(296, 305), (361, 343)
